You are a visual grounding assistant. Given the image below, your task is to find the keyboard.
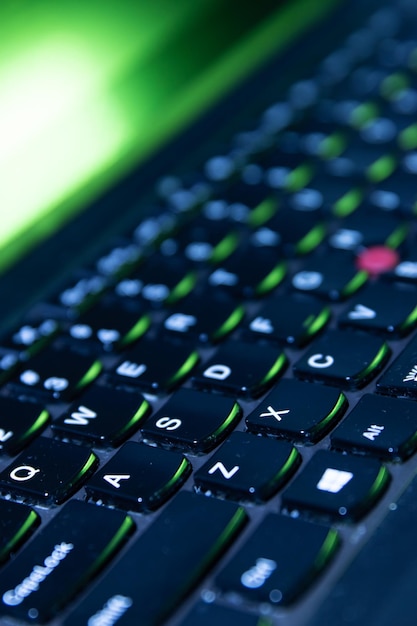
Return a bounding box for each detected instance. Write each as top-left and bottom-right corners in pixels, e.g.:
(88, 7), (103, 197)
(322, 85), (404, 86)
(1, 1), (417, 624)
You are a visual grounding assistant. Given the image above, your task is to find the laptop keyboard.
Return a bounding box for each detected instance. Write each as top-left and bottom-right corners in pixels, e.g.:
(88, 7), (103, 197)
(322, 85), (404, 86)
(1, 1), (417, 624)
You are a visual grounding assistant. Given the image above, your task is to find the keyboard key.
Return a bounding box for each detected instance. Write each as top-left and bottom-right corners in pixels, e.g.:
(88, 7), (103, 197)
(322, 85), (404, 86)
(164, 216), (240, 264)
(56, 273), (109, 314)
(13, 347), (102, 401)
(111, 338), (199, 393)
(0, 437), (98, 505)
(62, 492), (247, 626)
(0, 500), (134, 624)
(294, 330), (390, 389)
(115, 254), (196, 307)
(339, 282), (417, 336)
(178, 602), (271, 626)
(331, 393), (417, 461)
(0, 397), (49, 456)
(246, 380), (347, 443)
(215, 514), (339, 605)
(208, 247), (286, 299)
(244, 293), (331, 347)
(0, 501), (40, 565)
(163, 292), (245, 343)
(3, 319), (59, 357)
(67, 301), (150, 351)
(52, 385), (150, 447)
(194, 432), (300, 502)
(193, 341), (287, 398)
(377, 334), (417, 397)
(258, 204), (326, 256)
(329, 212), (407, 251)
(141, 389), (241, 453)
(291, 252), (368, 301)
(85, 441), (191, 512)
(282, 449), (390, 521)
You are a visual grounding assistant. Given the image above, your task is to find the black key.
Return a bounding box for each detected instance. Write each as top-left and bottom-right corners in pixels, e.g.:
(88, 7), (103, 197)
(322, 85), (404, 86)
(67, 301), (150, 351)
(0, 500), (134, 624)
(244, 293), (331, 347)
(377, 335), (417, 398)
(193, 341), (287, 398)
(52, 386), (150, 447)
(215, 514), (339, 605)
(328, 212), (407, 252)
(85, 441), (191, 512)
(282, 449), (390, 522)
(0, 501), (40, 565)
(246, 380), (347, 443)
(0, 397), (50, 455)
(56, 273), (109, 314)
(115, 254), (196, 307)
(3, 319), (59, 357)
(0, 437), (98, 505)
(95, 241), (142, 278)
(111, 338), (199, 393)
(141, 389), (241, 453)
(179, 602), (272, 626)
(62, 493), (247, 626)
(0, 350), (21, 385)
(208, 247), (286, 299)
(164, 216), (240, 264)
(294, 330), (390, 389)
(163, 293), (245, 343)
(14, 347), (102, 401)
(339, 282), (417, 336)
(258, 204), (326, 256)
(332, 394), (417, 461)
(194, 432), (300, 503)
(291, 252), (368, 301)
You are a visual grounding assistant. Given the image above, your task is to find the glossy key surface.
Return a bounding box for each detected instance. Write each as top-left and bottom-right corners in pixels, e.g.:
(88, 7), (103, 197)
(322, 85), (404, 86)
(216, 513), (339, 605)
(0, 500), (134, 623)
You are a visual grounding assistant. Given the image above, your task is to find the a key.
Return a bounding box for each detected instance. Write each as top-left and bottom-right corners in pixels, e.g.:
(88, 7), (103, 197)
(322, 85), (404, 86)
(377, 335), (417, 398)
(13, 347), (102, 401)
(339, 282), (417, 336)
(111, 338), (199, 393)
(291, 252), (368, 301)
(193, 340), (287, 398)
(0, 500), (40, 565)
(115, 254), (196, 307)
(331, 393), (417, 461)
(163, 292), (245, 343)
(282, 449), (390, 521)
(294, 330), (390, 389)
(207, 246), (286, 299)
(244, 293), (331, 347)
(0, 397), (50, 455)
(52, 385), (150, 447)
(67, 300), (150, 351)
(194, 432), (300, 502)
(0, 500), (134, 623)
(62, 493), (247, 626)
(179, 602), (273, 626)
(141, 389), (241, 453)
(215, 514), (339, 605)
(85, 441), (191, 511)
(0, 437), (98, 505)
(246, 379), (347, 443)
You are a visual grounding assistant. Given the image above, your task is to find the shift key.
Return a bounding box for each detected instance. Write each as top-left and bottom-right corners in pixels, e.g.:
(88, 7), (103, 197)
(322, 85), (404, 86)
(0, 500), (134, 624)
(64, 492), (248, 626)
